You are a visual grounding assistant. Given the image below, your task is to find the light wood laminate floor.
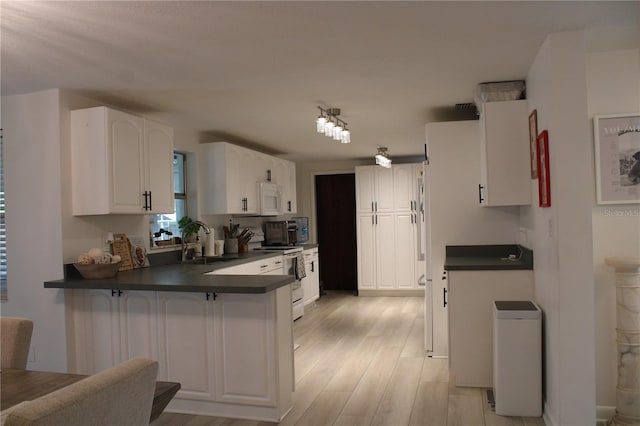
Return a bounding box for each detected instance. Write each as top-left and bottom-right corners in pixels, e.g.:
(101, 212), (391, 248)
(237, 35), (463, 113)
(152, 293), (545, 426)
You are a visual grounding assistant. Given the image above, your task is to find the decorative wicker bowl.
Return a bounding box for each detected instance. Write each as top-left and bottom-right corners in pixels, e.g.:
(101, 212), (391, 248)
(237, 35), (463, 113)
(74, 261), (122, 279)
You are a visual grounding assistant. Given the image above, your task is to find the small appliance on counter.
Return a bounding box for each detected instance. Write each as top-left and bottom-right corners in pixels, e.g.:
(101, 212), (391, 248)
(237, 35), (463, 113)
(264, 218), (309, 247)
(292, 217), (309, 244)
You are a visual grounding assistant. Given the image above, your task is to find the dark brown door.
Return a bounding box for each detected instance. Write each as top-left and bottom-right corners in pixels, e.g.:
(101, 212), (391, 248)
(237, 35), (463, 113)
(315, 174), (357, 293)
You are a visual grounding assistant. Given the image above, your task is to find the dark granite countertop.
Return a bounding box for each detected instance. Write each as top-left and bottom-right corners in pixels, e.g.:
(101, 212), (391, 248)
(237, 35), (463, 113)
(297, 243), (319, 251)
(44, 251), (294, 294)
(444, 245), (533, 271)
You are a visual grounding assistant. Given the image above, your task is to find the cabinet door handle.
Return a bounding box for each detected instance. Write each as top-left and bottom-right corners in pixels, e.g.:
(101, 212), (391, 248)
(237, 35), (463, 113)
(375, 201), (378, 212)
(478, 184), (485, 204)
(288, 200), (292, 212)
(148, 191), (152, 211)
(371, 202), (374, 212)
(111, 289), (122, 297)
(311, 261), (315, 272)
(411, 214), (414, 224)
(443, 288), (448, 307)
(375, 214), (378, 225)
(142, 191), (149, 210)
(267, 169), (272, 182)
(371, 215), (374, 226)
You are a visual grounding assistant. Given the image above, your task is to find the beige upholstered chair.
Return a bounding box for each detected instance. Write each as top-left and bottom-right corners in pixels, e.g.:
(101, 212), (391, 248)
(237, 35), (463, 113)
(1, 317), (34, 370)
(1, 357), (158, 426)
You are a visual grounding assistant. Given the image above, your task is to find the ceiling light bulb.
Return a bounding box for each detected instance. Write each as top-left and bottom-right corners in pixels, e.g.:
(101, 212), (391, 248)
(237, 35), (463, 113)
(324, 120), (335, 136)
(333, 124), (343, 140)
(316, 115), (327, 133)
(341, 129), (350, 144)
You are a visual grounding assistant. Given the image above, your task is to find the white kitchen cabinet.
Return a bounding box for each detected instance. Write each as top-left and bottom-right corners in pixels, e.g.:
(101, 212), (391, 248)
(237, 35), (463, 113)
(357, 211), (396, 290)
(447, 269), (534, 388)
(118, 291), (159, 362)
(375, 167), (395, 212)
(200, 142), (259, 215)
(302, 248), (319, 305)
(207, 256), (283, 276)
(393, 164), (420, 212)
(375, 213), (396, 289)
(69, 285), (293, 421)
(70, 289), (158, 374)
(70, 106), (174, 215)
(70, 289), (121, 374)
(394, 212), (416, 288)
(356, 164), (423, 293)
(213, 292), (277, 407)
(144, 119), (176, 213)
(157, 291), (216, 401)
(200, 142), (296, 215)
(478, 100), (531, 206)
(356, 213), (377, 290)
(279, 159), (297, 214)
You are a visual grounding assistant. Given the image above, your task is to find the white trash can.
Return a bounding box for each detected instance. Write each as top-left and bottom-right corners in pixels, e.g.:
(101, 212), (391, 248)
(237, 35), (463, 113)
(493, 300), (542, 417)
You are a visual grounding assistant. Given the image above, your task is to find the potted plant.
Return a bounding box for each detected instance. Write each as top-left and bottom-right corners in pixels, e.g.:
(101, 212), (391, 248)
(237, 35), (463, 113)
(178, 216), (200, 243)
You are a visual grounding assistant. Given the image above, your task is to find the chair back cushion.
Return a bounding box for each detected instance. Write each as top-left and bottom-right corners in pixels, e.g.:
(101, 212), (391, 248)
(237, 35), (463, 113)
(1, 317), (34, 370)
(1, 357), (158, 426)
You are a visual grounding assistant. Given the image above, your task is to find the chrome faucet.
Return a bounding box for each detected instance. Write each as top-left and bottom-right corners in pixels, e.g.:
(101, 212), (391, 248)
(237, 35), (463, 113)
(181, 221), (211, 262)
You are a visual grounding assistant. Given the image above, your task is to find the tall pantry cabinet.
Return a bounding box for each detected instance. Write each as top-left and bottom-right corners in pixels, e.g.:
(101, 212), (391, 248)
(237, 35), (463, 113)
(356, 164), (424, 293)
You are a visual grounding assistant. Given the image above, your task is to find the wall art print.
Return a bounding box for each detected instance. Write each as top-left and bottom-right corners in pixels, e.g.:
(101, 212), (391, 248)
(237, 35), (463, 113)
(537, 130), (550, 207)
(594, 113), (640, 204)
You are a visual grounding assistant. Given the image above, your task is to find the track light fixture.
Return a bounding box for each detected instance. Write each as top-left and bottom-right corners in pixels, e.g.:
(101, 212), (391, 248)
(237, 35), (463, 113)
(375, 147), (392, 168)
(316, 106), (350, 144)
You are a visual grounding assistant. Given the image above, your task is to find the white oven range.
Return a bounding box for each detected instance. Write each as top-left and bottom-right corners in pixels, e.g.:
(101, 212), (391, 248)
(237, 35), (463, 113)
(257, 246), (304, 320)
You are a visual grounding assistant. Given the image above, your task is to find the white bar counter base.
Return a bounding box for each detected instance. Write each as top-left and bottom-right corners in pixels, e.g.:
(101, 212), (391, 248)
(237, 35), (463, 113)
(67, 285), (294, 422)
(604, 257), (640, 426)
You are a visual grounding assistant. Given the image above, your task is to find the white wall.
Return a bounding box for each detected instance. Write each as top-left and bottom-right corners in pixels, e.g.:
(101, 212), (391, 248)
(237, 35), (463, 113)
(519, 31), (596, 426)
(587, 49), (640, 408)
(2, 89), (68, 372)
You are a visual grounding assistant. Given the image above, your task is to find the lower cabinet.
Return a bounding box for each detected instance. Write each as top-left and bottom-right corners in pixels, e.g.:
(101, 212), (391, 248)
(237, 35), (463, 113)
(447, 270), (534, 388)
(213, 293), (277, 406)
(302, 248), (320, 305)
(156, 291), (216, 401)
(68, 286), (293, 421)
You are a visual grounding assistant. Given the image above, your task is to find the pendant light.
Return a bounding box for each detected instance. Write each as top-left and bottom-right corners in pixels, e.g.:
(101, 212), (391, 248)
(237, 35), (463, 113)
(315, 107), (350, 144)
(375, 147), (392, 168)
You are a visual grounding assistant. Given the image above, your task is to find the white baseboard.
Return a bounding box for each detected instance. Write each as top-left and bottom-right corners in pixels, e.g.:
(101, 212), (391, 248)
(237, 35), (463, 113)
(543, 402), (557, 426)
(542, 404), (613, 426)
(358, 289), (424, 297)
(596, 405), (615, 426)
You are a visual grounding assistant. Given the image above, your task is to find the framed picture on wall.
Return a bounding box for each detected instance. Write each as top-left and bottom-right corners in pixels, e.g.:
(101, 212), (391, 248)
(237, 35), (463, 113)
(537, 130), (550, 207)
(594, 113), (640, 204)
(529, 109), (538, 179)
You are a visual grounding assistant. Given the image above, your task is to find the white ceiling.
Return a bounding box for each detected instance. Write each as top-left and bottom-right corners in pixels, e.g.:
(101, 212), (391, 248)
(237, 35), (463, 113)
(2, 1), (638, 162)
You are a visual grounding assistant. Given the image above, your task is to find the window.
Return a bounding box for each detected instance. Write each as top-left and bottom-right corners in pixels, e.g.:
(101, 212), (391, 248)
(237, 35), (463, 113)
(149, 151), (187, 248)
(1, 129), (6, 300)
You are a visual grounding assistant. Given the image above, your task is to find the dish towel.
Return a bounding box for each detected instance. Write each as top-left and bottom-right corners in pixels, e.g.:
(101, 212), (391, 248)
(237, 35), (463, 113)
(294, 254), (306, 281)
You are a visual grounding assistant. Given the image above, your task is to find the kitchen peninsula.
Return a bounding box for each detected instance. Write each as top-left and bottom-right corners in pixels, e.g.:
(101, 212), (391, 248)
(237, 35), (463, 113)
(44, 254), (295, 422)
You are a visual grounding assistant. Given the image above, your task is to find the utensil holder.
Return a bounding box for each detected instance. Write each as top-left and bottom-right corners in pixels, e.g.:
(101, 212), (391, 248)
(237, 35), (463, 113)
(239, 240), (248, 253)
(225, 238), (238, 254)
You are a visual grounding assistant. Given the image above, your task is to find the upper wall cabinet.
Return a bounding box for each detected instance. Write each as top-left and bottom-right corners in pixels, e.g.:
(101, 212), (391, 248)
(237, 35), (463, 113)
(200, 142), (259, 215)
(478, 100), (531, 206)
(71, 107), (174, 215)
(199, 142), (297, 215)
